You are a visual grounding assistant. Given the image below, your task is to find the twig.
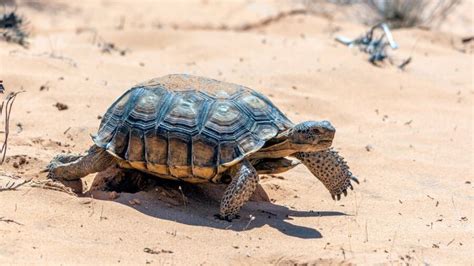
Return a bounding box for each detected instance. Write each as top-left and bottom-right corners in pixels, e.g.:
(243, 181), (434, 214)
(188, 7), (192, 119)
(0, 216), (23, 225)
(143, 247), (173, 254)
(243, 215), (255, 230)
(461, 36), (474, 43)
(178, 186), (187, 207)
(398, 57), (412, 70)
(63, 127), (71, 135)
(447, 238), (455, 246)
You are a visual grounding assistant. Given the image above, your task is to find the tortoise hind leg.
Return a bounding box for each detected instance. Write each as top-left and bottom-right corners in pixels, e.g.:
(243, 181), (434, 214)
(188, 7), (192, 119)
(217, 159), (259, 221)
(47, 145), (116, 181)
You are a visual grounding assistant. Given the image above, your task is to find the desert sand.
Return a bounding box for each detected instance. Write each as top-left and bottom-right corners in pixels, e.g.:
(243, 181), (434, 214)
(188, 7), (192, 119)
(0, 0), (472, 265)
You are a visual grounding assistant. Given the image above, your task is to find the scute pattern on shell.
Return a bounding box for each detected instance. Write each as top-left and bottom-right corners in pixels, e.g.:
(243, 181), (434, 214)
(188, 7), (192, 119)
(93, 74), (293, 182)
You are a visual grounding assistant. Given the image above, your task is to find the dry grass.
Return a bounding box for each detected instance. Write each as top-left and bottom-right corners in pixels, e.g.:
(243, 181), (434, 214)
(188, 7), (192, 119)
(0, 90), (23, 164)
(359, 0), (460, 29)
(304, 0), (460, 29)
(0, 9), (29, 47)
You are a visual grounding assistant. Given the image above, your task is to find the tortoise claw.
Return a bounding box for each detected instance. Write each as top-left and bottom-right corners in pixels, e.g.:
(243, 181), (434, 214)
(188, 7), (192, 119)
(331, 194), (336, 200)
(343, 190), (347, 196)
(214, 214), (240, 222)
(351, 176), (360, 184)
(337, 194), (341, 201)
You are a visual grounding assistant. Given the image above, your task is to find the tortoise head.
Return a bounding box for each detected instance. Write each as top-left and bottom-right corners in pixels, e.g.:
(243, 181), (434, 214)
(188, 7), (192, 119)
(289, 121), (335, 152)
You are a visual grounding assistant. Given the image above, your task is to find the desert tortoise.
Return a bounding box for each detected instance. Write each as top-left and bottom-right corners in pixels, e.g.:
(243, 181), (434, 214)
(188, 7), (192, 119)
(47, 74), (358, 220)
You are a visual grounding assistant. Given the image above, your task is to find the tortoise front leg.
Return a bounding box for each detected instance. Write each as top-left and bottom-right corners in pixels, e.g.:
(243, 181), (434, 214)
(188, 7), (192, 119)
(47, 145), (116, 180)
(294, 148), (359, 200)
(218, 159), (259, 221)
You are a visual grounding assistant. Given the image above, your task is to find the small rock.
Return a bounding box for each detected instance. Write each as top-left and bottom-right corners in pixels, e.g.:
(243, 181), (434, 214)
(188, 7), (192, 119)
(365, 145), (373, 152)
(16, 123), (23, 133)
(54, 102), (68, 111)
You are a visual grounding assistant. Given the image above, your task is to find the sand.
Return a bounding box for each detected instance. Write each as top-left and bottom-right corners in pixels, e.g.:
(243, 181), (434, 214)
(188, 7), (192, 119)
(0, 0), (472, 265)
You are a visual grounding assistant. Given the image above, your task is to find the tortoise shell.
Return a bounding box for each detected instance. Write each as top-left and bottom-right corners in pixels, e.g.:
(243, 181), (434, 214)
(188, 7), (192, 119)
(93, 74), (293, 183)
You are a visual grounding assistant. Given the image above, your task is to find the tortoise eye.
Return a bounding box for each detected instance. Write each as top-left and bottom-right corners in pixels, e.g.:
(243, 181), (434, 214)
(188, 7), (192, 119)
(313, 128), (323, 134)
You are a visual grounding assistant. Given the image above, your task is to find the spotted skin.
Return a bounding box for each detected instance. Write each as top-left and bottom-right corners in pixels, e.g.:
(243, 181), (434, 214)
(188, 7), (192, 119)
(218, 159), (259, 221)
(47, 146), (116, 181)
(294, 149), (359, 200)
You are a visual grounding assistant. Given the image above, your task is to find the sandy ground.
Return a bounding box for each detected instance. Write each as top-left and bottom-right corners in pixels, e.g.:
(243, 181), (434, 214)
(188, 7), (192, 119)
(0, 0), (473, 265)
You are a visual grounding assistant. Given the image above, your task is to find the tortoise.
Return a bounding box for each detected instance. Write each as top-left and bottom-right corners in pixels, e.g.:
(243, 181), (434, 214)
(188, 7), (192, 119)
(47, 74), (358, 221)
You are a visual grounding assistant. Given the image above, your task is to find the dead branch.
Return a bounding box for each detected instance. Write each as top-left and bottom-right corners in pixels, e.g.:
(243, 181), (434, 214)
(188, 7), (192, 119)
(360, 0), (460, 29)
(0, 217), (23, 225)
(398, 56), (412, 70)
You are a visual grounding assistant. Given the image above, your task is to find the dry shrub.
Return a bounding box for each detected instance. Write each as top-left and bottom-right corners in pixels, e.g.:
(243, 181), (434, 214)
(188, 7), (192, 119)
(0, 9), (29, 47)
(359, 0), (461, 28)
(304, 0), (460, 29)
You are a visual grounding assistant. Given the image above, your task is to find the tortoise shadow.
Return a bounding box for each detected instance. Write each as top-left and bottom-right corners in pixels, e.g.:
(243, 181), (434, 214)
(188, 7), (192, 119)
(80, 170), (347, 239)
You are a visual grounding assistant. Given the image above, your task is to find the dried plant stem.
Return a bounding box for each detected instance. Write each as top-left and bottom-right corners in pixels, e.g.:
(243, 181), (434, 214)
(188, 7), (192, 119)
(0, 90), (24, 164)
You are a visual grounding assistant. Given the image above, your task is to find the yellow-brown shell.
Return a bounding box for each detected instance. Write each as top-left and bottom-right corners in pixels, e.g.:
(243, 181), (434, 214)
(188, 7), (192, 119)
(93, 74), (293, 183)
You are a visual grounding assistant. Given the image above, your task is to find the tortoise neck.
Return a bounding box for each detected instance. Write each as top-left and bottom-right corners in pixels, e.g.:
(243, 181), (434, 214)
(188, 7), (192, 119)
(249, 140), (313, 159)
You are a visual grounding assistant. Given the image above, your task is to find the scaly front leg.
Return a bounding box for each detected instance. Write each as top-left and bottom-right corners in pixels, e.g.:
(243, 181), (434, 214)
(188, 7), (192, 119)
(217, 159), (259, 221)
(294, 148), (359, 200)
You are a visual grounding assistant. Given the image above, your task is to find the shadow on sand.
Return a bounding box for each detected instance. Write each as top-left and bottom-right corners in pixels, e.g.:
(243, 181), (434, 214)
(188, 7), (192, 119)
(62, 168), (347, 239)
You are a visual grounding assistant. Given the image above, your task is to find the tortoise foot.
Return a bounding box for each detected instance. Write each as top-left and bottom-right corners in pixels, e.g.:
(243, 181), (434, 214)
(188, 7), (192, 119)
(214, 214), (240, 222)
